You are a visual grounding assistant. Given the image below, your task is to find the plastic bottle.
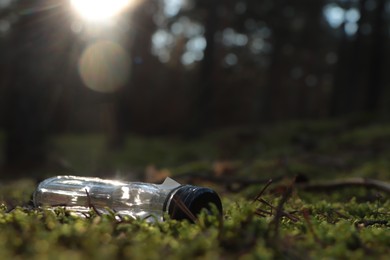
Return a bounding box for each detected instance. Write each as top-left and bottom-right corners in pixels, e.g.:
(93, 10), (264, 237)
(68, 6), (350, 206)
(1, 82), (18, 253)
(33, 175), (222, 222)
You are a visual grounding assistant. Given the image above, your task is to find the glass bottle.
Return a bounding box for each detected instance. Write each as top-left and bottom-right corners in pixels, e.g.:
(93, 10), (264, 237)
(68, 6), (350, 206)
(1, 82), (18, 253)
(33, 175), (222, 222)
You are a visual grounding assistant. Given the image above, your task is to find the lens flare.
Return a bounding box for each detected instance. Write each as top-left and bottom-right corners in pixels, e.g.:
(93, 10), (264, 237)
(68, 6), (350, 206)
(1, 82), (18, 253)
(78, 41), (130, 93)
(70, 0), (131, 22)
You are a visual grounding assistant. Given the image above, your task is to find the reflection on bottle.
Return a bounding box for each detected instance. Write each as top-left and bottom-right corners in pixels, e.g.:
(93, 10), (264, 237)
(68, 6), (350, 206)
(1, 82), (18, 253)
(33, 175), (222, 222)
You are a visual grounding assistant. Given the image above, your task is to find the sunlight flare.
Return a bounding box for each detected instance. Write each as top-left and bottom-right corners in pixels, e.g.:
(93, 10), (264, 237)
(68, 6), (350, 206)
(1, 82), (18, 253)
(78, 41), (130, 93)
(70, 0), (132, 22)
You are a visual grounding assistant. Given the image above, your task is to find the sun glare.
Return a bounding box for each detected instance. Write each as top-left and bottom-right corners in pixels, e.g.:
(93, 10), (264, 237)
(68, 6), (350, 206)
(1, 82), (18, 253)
(70, 0), (132, 22)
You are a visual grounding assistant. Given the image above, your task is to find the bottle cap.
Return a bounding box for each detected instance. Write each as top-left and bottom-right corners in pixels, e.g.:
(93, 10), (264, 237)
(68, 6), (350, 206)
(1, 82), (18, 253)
(165, 185), (222, 222)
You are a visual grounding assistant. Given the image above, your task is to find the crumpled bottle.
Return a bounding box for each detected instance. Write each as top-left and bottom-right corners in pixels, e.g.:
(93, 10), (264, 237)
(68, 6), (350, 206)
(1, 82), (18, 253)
(33, 175), (222, 222)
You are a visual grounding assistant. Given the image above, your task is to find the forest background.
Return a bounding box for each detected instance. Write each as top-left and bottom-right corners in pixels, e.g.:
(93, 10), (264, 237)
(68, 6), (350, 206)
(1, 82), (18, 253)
(1, 0), (390, 174)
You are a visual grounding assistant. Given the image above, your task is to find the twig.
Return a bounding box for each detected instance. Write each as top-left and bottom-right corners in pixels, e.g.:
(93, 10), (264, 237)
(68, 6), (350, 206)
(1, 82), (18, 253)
(172, 196), (197, 222)
(252, 179), (273, 203)
(332, 209), (349, 219)
(355, 220), (389, 228)
(252, 180), (299, 222)
(269, 178), (296, 242)
(85, 188), (101, 216)
(174, 171), (283, 192)
(255, 208), (272, 216)
(302, 209), (323, 246)
(259, 198), (299, 222)
(297, 178), (390, 194)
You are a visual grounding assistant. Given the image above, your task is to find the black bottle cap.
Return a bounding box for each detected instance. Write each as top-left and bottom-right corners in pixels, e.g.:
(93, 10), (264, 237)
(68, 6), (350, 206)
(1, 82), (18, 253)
(165, 185), (223, 222)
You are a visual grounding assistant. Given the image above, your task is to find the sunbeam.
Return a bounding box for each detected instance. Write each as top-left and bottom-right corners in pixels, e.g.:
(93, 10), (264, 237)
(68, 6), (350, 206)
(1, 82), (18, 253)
(70, 0), (132, 22)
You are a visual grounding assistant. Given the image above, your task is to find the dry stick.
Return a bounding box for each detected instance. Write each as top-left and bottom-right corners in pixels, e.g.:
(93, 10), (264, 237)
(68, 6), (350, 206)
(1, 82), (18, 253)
(255, 208), (272, 216)
(175, 172), (284, 192)
(259, 198), (299, 222)
(332, 209), (349, 219)
(355, 220), (389, 228)
(270, 178), (295, 243)
(217, 207), (224, 242)
(252, 179), (299, 222)
(85, 188), (102, 216)
(252, 179), (273, 203)
(253, 180), (274, 217)
(302, 209), (323, 246)
(172, 196), (198, 222)
(260, 199), (273, 215)
(297, 177), (390, 194)
(255, 211), (268, 217)
(178, 172), (390, 195)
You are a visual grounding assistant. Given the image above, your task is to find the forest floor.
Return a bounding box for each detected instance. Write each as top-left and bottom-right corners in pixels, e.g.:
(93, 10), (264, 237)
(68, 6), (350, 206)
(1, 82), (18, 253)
(0, 119), (389, 259)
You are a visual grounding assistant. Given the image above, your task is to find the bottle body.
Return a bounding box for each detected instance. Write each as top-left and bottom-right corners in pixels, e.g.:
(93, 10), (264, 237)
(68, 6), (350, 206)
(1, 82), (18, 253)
(33, 175), (222, 222)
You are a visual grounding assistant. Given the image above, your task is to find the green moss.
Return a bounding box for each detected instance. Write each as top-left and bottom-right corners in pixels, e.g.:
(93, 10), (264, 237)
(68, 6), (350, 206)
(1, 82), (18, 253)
(0, 186), (388, 258)
(0, 120), (389, 258)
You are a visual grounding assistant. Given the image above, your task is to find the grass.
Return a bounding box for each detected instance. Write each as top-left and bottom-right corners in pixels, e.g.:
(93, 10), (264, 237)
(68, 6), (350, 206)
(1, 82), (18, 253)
(0, 119), (389, 259)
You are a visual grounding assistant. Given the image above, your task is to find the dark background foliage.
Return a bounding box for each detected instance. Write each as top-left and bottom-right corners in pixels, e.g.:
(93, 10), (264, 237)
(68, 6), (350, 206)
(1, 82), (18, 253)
(1, 0), (390, 176)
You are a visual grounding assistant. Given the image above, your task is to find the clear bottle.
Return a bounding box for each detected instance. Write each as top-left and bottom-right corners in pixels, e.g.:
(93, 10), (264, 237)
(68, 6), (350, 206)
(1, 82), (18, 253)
(33, 175), (222, 222)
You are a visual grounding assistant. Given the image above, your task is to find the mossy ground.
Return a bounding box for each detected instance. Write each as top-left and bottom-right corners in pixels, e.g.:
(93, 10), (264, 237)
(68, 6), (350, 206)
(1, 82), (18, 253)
(0, 119), (389, 259)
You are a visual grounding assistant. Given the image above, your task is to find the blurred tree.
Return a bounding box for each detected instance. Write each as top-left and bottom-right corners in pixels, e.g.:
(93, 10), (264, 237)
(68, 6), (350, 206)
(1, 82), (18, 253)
(260, 1), (327, 120)
(119, 0), (160, 135)
(365, 0), (386, 112)
(331, 1), (362, 116)
(1, 0), (390, 153)
(3, 0), (71, 175)
(331, 0), (387, 117)
(187, 0), (219, 135)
